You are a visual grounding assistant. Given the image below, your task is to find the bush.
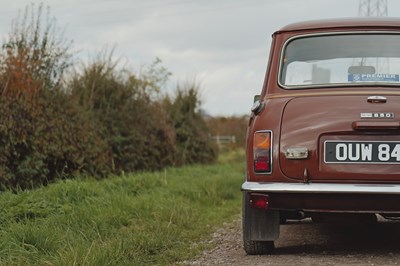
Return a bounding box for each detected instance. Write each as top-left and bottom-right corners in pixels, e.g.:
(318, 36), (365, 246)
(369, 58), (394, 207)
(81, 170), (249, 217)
(69, 56), (176, 173)
(0, 92), (110, 189)
(0, 4), (71, 96)
(165, 82), (217, 165)
(0, 4), (109, 189)
(0, 4), (217, 189)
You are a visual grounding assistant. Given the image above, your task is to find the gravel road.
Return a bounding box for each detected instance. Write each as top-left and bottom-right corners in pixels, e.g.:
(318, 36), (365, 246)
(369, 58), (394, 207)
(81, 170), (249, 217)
(184, 216), (400, 266)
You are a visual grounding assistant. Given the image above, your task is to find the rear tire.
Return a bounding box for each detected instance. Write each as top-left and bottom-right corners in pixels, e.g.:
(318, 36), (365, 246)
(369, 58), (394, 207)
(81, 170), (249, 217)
(243, 238), (275, 255)
(242, 196), (276, 255)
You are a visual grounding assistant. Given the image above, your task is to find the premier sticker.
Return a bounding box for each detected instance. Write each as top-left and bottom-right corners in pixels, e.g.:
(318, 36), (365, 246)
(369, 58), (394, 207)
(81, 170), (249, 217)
(349, 74), (400, 82)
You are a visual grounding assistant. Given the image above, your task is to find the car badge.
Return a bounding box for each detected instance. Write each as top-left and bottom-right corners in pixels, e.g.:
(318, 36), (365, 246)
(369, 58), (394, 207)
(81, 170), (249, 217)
(360, 112), (394, 119)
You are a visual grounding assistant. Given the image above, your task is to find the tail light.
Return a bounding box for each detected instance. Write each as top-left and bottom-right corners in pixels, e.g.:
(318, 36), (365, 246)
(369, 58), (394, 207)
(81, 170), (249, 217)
(250, 193), (270, 209)
(253, 131), (272, 173)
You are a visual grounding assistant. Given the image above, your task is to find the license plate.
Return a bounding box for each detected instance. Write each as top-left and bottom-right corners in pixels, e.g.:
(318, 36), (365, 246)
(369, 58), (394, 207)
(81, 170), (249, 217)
(324, 141), (400, 164)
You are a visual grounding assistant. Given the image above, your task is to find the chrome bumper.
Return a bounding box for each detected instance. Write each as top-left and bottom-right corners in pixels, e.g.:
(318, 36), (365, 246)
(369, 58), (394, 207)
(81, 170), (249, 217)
(242, 182), (400, 195)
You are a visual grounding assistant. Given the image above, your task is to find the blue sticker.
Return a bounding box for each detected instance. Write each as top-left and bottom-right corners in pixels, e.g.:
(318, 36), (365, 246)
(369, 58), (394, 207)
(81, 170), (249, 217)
(348, 74), (399, 82)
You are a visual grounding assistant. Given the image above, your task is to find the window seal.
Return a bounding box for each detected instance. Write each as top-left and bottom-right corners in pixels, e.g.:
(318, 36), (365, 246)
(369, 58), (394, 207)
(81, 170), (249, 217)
(278, 31), (400, 90)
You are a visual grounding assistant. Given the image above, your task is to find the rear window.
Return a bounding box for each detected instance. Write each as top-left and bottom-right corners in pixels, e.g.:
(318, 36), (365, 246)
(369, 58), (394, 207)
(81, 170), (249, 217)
(280, 33), (400, 88)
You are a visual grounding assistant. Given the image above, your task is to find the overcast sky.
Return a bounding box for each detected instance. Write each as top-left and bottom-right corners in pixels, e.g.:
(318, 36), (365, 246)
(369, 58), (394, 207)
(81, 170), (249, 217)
(0, 0), (398, 116)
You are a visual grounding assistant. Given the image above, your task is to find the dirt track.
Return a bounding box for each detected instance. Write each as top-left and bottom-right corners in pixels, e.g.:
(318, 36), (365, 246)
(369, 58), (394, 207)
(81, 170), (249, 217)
(185, 216), (400, 265)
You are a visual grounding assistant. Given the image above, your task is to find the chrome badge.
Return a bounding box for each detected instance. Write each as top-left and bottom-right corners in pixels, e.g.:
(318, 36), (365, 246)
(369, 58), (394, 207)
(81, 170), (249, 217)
(361, 112), (394, 119)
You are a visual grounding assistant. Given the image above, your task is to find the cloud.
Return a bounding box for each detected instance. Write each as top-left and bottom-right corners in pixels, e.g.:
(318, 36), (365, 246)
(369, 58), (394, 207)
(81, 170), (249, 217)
(0, 0), (389, 116)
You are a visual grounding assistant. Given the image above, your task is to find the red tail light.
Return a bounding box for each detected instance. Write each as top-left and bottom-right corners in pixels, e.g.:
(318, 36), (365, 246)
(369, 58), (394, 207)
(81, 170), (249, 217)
(253, 131), (272, 173)
(250, 193), (270, 209)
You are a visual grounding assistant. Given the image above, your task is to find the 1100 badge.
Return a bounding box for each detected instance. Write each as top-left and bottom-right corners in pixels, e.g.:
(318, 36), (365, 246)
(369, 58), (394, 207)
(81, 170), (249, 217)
(324, 141), (400, 164)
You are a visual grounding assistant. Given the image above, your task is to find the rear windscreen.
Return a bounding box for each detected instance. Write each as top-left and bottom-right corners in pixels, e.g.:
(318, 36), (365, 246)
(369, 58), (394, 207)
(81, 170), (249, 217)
(280, 34), (400, 88)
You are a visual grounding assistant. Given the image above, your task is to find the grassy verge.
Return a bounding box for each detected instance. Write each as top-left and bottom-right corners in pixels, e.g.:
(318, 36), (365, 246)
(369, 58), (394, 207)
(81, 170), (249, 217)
(0, 149), (244, 265)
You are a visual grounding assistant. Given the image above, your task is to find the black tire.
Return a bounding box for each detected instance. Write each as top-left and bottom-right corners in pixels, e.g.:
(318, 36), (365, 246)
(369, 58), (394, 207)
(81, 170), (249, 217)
(242, 204), (275, 255)
(243, 238), (275, 255)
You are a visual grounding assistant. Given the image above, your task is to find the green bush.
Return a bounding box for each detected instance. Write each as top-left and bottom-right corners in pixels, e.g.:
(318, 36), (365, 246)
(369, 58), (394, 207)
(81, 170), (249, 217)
(69, 56), (176, 173)
(0, 4), (217, 189)
(0, 91), (110, 189)
(165, 83), (217, 165)
(0, 4), (109, 189)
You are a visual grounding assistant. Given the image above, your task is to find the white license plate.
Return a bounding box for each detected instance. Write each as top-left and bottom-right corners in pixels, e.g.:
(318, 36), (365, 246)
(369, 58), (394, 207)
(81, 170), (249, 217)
(324, 141), (400, 164)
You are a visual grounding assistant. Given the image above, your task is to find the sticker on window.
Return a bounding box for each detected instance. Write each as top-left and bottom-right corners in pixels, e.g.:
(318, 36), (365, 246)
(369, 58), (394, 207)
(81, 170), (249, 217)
(348, 74), (400, 82)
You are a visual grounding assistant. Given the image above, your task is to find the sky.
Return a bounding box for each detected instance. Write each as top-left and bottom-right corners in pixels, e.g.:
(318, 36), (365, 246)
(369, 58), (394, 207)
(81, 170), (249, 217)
(0, 0), (398, 116)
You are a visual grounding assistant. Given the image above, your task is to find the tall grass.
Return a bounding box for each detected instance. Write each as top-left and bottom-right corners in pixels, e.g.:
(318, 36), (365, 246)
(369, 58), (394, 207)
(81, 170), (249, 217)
(0, 149), (244, 265)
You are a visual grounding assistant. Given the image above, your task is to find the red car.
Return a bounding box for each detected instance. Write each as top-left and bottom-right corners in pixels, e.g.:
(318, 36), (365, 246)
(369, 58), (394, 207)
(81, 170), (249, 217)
(243, 18), (400, 254)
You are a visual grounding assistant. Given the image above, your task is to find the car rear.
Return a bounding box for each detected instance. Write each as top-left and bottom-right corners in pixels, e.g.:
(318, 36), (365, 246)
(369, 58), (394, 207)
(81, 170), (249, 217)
(243, 19), (400, 255)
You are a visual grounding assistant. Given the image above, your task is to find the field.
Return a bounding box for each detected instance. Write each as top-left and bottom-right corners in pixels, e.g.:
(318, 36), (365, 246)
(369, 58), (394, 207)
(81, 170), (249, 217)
(0, 150), (244, 265)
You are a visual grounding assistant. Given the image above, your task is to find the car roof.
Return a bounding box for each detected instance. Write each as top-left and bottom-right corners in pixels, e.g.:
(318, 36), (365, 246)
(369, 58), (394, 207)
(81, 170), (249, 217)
(276, 17), (400, 33)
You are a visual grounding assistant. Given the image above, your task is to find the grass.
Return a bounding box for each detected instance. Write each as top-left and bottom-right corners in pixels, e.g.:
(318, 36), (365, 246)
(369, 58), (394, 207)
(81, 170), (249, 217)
(0, 149), (245, 265)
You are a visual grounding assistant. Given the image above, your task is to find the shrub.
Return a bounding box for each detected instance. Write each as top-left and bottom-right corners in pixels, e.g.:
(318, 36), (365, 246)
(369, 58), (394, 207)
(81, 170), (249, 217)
(0, 92), (110, 189)
(0, 4), (217, 189)
(0, 3), (71, 96)
(69, 56), (176, 173)
(165, 82), (217, 165)
(0, 4), (109, 189)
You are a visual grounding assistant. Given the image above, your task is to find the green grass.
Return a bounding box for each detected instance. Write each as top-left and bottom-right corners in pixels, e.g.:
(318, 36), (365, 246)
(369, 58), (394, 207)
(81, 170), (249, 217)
(0, 149), (245, 265)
